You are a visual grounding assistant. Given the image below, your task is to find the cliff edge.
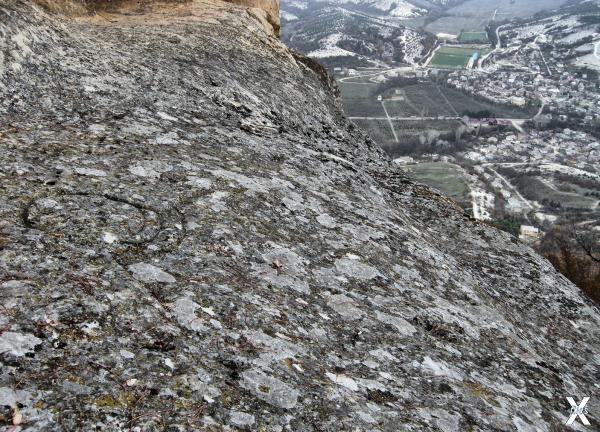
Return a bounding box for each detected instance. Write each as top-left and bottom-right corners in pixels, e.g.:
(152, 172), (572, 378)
(33, 0), (281, 35)
(0, 1), (598, 430)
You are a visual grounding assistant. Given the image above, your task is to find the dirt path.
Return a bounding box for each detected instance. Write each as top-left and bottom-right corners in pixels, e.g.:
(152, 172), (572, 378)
(381, 101), (399, 144)
(486, 166), (534, 215)
(435, 85), (458, 116)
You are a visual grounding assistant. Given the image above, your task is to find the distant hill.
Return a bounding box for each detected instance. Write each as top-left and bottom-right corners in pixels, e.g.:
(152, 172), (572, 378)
(280, 0), (585, 68)
(281, 0), (438, 68)
(497, 0), (600, 71)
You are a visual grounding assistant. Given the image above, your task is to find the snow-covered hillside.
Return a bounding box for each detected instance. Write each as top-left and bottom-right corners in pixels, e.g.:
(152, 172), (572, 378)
(279, 0), (451, 19)
(281, 10), (299, 21)
(307, 32), (359, 58)
(502, 5), (600, 71)
(325, 0), (427, 18)
(281, 0), (433, 67)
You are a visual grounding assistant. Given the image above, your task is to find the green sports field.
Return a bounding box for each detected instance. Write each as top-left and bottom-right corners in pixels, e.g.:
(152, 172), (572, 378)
(458, 31), (489, 43)
(429, 45), (491, 69)
(430, 53), (470, 68)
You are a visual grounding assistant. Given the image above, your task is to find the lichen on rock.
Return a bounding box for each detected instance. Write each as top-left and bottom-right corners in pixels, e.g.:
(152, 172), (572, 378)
(0, 0), (599, 430)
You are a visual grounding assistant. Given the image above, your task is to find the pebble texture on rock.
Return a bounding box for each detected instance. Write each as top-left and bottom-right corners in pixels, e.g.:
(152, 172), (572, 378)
(0, 1), (599, 430)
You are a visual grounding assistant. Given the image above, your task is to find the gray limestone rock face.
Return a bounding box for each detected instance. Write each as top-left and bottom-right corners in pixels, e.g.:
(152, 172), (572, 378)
(240, 369), (299, 409)
(327, 293), (366, 320)
(229, 410), (256, 427)
(0, 332), (42, 357)
(128, 262), (177, 284)
(0, 1), (599, 431)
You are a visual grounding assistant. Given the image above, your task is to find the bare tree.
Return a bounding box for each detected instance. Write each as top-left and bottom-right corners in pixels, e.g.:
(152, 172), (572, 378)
(426, 129), (440, 145)
(537, 225), (600, 304)
(455, 125), (466, 145)
(574, 228), (600, 263)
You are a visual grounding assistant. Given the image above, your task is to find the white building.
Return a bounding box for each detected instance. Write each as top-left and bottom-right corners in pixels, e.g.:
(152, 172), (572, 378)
(511, 96), (526, 107)
(519, 225), (540, 242)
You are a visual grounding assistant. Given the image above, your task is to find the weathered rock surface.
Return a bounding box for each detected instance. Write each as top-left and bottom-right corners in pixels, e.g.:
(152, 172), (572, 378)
(33, 0), (281, 36)
(0, 1), (598, 430)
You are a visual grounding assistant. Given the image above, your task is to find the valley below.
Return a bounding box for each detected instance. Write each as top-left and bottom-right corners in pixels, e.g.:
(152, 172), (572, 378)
(283, 0), (600, 240)
(283, 0), (600, 300)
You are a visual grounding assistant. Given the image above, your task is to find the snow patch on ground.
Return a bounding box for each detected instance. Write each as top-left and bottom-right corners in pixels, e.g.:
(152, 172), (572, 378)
(284, 0), (307, 10)
(471, 188), (494, 221)
(281, 11), (298, 21)
(574, 41), (600, 70)
(574, 52), (600, 70)
(540, 163), (600, 180)
(399, 29), (425, 64)
(558, 27), (597, 44)
(380, 0), (427, 18)
(325, 0), (426, 17)
(308, 33), (357, 58)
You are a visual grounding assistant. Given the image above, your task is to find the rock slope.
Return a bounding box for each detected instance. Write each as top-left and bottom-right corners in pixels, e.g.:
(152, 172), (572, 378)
(0, 1), (599, 430)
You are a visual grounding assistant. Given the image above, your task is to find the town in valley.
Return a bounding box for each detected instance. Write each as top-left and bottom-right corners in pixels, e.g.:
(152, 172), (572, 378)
(282, 0), (600, 247)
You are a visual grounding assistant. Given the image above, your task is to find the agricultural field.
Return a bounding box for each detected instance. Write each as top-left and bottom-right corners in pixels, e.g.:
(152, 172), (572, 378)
(339, 77), (537, 160)
(343, 82), (534, 120)
(338, 82), (385, 117)
(392, 119), (461, 135)
(352, 119), (396, 145)
(437, 85), (536, 118)
(499, 171), (600, 211)
(353, 117), (459, 142)
(337, 71), (386, 85)
(338, 81), (378, 98)
(384, 84), (456, 117)
(354, 118), (462, 156)
(404, 162), (472, 204)
(392, 119), (462, 147)
(429, 45), (492, 69)
(533, 182), (598, 210)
